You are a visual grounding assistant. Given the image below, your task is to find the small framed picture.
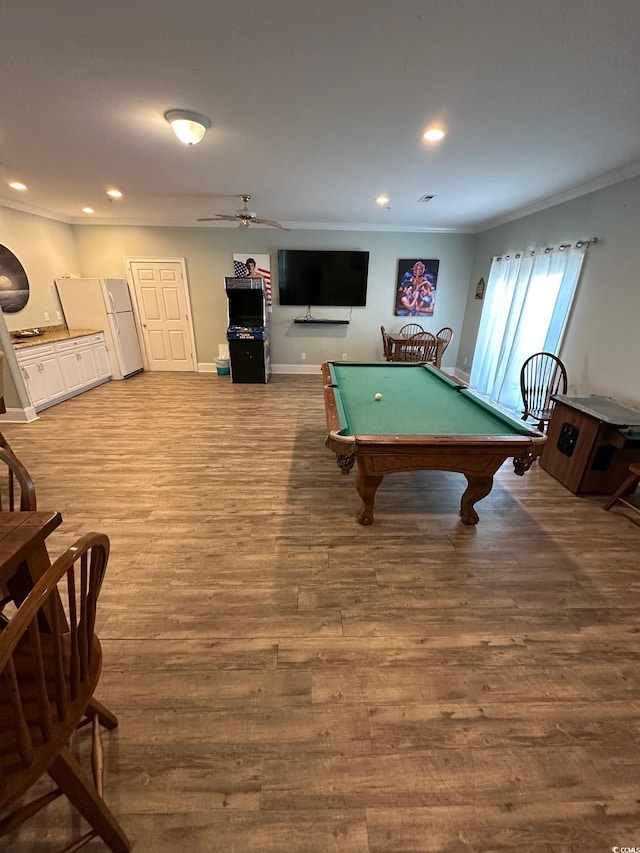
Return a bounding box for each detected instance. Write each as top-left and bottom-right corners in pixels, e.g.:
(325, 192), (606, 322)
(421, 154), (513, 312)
(475, 277), (486, 300)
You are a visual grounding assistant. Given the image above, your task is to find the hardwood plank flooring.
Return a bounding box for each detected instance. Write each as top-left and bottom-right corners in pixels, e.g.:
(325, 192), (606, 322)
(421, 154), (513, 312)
(2, 371), (640, 852)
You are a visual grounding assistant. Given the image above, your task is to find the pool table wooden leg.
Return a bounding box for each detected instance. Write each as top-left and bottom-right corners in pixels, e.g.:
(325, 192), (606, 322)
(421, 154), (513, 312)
(354, 467), (384, 526)
(460, 475), (493, 525)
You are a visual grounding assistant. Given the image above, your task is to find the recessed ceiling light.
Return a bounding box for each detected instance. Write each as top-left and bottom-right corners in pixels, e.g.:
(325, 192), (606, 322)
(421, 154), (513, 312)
(82, 207), (95, 214)
(106, 189), (123, 199)
(375, 195), (390, 205)
(9, 181), (27, 191)
(423, 128), (445, 142)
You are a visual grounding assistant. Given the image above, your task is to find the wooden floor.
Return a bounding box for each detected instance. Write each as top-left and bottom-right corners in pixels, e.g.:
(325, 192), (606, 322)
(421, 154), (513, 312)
(2, 371), (640, 852)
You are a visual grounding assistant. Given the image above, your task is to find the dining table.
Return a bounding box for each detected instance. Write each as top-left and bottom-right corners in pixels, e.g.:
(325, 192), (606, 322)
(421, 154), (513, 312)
(0, 510), (66, 629)
(386, 332), (444, 367)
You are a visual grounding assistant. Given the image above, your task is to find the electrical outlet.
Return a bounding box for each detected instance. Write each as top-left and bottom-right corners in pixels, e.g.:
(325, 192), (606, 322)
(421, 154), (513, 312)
(301, 352), (306, 360)
(463, 357), (468, 366)
(342, 353), (348, 361)
(56, 311), (62, 320)
(43, 312), (50, 321)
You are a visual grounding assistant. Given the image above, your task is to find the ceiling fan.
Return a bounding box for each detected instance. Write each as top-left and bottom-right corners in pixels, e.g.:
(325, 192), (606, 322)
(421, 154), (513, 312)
(197, 194), (289, 230)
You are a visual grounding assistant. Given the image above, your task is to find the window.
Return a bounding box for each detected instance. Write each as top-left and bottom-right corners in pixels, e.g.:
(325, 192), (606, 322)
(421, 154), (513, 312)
(470, 245), (586, 415)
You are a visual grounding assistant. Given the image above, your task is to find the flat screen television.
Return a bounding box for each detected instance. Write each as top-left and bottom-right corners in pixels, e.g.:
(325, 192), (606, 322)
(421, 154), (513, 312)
(277, 249), (369, 306)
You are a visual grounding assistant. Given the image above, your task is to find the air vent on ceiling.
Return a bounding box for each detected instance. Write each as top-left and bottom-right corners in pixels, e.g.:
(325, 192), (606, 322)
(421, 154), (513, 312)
(417, 194), (435, 203)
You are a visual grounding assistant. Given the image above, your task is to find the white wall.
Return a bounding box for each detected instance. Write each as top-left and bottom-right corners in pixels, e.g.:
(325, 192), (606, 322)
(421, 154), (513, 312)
(0, 206), (79, 331)
(73, 225), (475, 368)
(0, 206), (80, 410)
(458, 175), (640, 408)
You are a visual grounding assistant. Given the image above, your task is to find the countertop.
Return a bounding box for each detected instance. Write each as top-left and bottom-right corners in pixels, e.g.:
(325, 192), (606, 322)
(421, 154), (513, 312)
(11, 327), (103, 350)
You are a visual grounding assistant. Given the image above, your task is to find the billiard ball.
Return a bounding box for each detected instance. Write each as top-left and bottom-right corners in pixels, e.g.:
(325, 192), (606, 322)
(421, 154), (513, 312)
(374, 393), (383, 400)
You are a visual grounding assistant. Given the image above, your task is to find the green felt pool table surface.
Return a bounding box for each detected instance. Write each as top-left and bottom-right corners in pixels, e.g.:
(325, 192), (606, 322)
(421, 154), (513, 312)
(322, 361), (545, 527)
(325, 361), (537, 438)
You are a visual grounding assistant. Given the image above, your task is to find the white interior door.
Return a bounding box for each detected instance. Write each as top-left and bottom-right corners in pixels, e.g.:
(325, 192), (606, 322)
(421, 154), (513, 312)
(127, 260), (196, 372)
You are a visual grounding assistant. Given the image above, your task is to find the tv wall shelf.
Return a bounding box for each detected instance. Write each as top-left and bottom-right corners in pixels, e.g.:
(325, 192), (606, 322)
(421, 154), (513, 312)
(294, 318), (350, 325)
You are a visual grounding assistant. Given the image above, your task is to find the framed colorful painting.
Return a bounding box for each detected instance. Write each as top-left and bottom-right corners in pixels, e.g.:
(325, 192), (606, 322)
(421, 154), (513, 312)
(394, 258), (439, 317)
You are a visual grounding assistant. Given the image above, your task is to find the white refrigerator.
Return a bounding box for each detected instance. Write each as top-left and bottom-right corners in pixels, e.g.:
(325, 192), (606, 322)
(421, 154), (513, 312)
(55, 278), (144, 379)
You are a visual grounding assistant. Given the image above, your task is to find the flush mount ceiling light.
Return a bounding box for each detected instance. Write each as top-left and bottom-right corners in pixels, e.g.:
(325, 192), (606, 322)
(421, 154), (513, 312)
(106, 189), (123, 199)
(9, 181), (27, 191)
(423, 127), (445, 142)
(82, 207), (95, 214)
(164, 109), (211, 145)
(375, 195), (390, 205)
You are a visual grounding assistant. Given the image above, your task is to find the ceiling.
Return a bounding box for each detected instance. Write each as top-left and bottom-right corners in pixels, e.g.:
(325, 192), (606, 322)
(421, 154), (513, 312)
(1, 0), (640, 232)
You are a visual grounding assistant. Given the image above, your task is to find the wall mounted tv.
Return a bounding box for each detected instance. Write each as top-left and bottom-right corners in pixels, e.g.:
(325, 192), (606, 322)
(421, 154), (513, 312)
(277, 249), (369, 306)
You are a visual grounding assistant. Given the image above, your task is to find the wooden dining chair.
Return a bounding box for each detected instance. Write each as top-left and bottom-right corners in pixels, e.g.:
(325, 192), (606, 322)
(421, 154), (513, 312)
(0, 448), (38, 618)
(0, 447), (37, 513)
(380, 326), (394, 361)
(399, 323), (423, 338)
(436, 326), (453, 353)
(0, 533), (131, 852)
(603, 463), (640, 517)
(520, 352), (568, 432)
(399, 331), (439, 363)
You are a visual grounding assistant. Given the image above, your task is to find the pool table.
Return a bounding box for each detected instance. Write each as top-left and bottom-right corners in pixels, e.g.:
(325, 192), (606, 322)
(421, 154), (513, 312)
(322, 361), (546, 526)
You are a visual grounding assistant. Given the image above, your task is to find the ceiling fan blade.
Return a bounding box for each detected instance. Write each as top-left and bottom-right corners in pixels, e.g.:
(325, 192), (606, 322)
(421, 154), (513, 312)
(196, 214), (238, 222)
(254, 217), (289, 231)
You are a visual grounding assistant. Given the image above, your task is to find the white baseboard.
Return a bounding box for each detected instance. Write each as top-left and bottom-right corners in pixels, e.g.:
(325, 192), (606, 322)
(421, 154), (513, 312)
(452, 367), (470, 383)
(271, 364), (322, 374)
(196, 363), (469, 378)
(0, 405), (38, 423)
(198, 362), (322, 375)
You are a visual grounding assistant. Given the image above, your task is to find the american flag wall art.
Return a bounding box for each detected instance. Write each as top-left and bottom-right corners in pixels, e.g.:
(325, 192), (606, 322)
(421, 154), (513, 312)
(233, 253), (272, 308)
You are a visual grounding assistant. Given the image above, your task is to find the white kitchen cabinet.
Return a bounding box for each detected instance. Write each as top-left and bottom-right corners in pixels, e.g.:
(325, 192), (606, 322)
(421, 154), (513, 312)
(16, 343), (67, 410)
(92, 336), (112, 380)
(57, 338), (99, 387)
(15, 333), (111, 412)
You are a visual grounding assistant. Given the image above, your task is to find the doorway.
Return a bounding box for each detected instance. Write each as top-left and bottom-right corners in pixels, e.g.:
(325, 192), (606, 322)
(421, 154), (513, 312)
(126, 258), (197, 372)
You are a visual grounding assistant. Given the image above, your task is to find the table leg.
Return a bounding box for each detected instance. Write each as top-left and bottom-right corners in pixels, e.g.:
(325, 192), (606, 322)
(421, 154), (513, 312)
(355, 467), (384, 526)
(6, 542), (67, 631)
(460, 475), (494, 525)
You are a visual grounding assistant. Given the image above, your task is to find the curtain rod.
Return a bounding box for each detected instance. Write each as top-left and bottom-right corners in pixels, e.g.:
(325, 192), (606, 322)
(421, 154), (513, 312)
(494, 237), (599, 261)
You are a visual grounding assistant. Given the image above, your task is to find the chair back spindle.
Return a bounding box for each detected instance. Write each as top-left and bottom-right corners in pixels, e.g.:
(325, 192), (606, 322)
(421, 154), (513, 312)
(520, 352), (568, 432)
(399, 323), (423, 338)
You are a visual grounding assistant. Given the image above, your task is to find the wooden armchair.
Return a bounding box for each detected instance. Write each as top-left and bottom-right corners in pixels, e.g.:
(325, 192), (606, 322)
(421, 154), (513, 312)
(436, 326), (453, 353)
(380, 326), (394, 361)
(520, 351), (568, 432)
(399, 331), (439, 363)
(0, 533), (130, 852)
(0, 447), (37, 513)
(603, 463), (640, 518)
(399, 323), (423, 338)
(0, 447), (38, 617)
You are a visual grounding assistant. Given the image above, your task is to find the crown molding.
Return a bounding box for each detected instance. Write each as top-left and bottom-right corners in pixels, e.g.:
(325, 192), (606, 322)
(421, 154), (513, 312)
(3, 158), (640, 233)
(476, 159), (640, 232)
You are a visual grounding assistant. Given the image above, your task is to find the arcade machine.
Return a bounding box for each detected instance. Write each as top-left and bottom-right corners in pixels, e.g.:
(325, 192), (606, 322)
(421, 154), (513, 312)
(224, 276), (271, 383)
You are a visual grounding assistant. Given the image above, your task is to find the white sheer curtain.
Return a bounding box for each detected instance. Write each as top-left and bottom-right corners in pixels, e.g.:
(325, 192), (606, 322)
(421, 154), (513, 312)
(470, 244), (586, 414)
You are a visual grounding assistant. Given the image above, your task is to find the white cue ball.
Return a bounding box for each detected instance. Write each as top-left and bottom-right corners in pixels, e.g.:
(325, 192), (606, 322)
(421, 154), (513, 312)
(374, 393), (383, 400)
